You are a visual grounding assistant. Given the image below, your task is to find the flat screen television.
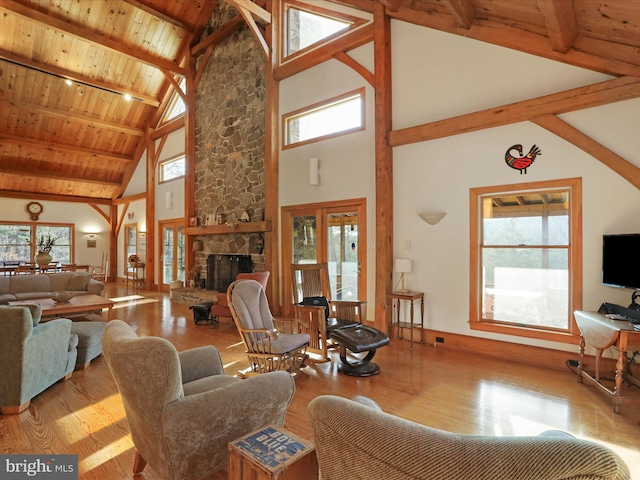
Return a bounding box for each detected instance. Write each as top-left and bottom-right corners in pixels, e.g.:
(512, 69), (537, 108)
(602, 234), (640, 289)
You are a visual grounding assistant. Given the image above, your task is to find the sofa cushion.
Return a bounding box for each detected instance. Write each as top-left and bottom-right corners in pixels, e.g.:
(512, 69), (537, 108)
(68, 333), (79, 352)
(0, 276), (10, 295)
(0, 293), (16, 304)
(13, 292), (53, 301)
(68, 274), (90, 291)
(48, 273), (72, 292)
(10, 275), (51, 294)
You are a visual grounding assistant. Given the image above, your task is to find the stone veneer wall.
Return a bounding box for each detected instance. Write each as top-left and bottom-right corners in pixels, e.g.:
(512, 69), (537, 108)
(194, 2), (266, 278)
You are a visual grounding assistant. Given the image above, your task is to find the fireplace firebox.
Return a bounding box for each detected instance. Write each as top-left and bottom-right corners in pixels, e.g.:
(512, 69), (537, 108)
(206, 254), (253, 292)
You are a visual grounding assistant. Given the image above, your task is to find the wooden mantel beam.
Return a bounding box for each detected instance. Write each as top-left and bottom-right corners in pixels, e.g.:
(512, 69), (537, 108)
(388, 76), (640, 147)
(0, 0), (186, 77)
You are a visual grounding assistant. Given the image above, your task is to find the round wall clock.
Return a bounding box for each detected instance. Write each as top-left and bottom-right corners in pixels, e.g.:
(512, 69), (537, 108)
(26, 201), (43, 221)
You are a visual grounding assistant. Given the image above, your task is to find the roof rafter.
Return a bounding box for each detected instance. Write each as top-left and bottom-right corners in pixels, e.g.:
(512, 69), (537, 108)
(538, 0), (578, 53)
(0, 133), (134, 164)
(388, 76), (640, 146)
(0, 0), (187, 76)
(440, 0), (476, 29)
(0, 164), (121, 186)
(0, 96), (144, 137)
(0, 49), (161, 107)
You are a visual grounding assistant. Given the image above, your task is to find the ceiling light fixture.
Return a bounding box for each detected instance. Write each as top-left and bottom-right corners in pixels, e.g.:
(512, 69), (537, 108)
(65, 79), (73, 86)
(123, 93), (132, 101)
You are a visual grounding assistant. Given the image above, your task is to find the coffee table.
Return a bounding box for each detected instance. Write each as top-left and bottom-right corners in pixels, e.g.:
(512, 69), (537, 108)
(8, 294), (114, 321)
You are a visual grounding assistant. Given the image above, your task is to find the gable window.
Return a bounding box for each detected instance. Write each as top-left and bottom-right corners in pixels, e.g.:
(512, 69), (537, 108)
(159, 154), (186, 183)
(469, 178), (582, 343)
(283, 1), (366, 60)
(160, 78), (186, 124)
(283, 88), (365, 149)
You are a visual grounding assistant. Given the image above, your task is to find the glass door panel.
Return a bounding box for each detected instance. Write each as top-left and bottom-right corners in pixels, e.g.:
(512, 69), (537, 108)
(292, 215), (318, 264)
(162, 226), (174, 284)
(327, 212), (358, 300)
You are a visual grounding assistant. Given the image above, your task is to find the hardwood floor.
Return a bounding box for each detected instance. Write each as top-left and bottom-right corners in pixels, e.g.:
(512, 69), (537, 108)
(2, 283), (640, 479)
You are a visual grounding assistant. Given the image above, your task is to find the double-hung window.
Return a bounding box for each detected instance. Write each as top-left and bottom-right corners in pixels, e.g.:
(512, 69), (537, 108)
(470, 178), (582, 342)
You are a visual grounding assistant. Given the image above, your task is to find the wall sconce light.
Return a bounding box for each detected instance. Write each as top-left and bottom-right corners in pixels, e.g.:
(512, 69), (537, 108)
(165, 191), (174, 209)
(418, 211), (446, 225)
(128, 212), (135, 220)
(394, 258), (412, 293)
(309, 157), (319, 186)
(192, 239), (203, 252)
(87, 233), (96, 239)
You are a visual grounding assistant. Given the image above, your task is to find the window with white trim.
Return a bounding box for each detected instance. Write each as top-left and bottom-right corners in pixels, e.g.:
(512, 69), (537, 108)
(470, 178), (582, 341)
(282, 88), (365, 149)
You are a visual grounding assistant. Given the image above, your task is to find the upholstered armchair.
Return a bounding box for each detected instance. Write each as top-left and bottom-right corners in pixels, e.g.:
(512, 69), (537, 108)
(211, 271), (270, 322)
(0, 305), (77, 414)
(308, 395), (631, 480)
(102, 320), (295, 480)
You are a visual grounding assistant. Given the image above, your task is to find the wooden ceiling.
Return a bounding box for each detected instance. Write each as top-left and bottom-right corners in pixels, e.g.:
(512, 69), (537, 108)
(0, 0), (639, 204)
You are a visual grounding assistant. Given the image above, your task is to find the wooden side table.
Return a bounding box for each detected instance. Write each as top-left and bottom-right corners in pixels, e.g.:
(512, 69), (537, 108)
(388, 291), (424, 349)
(573, 310), (640, 413)
(229, 424), (318, 480)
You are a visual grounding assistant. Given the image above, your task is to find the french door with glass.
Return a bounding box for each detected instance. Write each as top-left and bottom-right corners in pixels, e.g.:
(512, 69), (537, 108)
(158, 219), (185, 290)
(281, 198), (366, 317)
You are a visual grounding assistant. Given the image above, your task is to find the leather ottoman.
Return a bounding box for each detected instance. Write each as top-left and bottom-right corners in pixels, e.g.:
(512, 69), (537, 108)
(329, 325), (389, 377)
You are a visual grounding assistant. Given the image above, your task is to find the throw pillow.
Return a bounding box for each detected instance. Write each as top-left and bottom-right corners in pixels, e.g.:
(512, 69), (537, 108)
(68, 273), (90, 291)
(25, 304), (43, 326)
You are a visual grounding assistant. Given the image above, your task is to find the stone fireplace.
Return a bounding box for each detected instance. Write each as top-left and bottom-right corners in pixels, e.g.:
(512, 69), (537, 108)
(206, 254), (253, 291)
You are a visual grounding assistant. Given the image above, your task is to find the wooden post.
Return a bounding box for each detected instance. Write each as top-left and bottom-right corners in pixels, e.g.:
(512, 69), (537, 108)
(373, 2), (393, 333)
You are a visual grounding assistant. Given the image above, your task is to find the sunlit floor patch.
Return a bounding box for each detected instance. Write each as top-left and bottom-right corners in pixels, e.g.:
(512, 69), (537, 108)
(109, 295), (145, 302)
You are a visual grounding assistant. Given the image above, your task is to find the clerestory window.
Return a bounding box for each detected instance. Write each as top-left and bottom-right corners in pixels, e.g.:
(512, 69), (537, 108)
(282, 88), (365, 149)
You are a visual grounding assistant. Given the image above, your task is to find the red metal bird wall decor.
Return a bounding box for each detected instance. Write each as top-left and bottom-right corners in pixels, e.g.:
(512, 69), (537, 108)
(504, 144), (541, 174)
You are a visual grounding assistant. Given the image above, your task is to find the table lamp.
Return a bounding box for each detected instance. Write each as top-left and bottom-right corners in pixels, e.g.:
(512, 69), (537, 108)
(394, 258), (412, 293)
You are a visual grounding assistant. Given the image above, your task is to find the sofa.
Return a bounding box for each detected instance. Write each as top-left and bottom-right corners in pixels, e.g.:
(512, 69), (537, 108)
(0, 304), (78, 414)
(0, 272), (104, 304)
(307, 395), (631, 480)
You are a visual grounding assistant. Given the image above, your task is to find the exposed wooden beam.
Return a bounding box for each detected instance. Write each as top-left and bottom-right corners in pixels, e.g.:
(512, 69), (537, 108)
(191, 14), (246, 56)
(385, 4), (640, 77)
(227, 0), (270, 59)
(389, 76), (640, 147)
(334, 52), (374, 86)
(531, 114), (640, 190)
(440, 0), (476, 29)
(89, 204), (111, 224)
(0, 133), (134, 164)
(373, 1), (393, 334)
(0, 164), (121, 186)
(123, 0), (194, 32)
(113, 192), (147, 205)
(0, 96), (145, 137)
(538, 0), (578, 53)
(150, 116), (186, 140)
(228, 0), (271, 25)
(380, 0), (402, 13)
(274, 24), (374, 81)
(0, 1), (187, 77)
(0, 190), (111, 204)
(0, 49), (160, 107)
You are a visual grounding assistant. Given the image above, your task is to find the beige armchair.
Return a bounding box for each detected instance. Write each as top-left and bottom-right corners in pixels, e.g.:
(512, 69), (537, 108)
(308, 395), (631, 480)
(102, 320), (296, 480)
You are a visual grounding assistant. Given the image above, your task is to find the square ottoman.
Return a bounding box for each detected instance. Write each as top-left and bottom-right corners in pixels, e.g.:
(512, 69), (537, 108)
(70, 321), (107, 369)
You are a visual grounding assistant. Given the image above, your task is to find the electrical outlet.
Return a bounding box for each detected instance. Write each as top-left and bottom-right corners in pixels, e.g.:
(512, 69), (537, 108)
(435, 337), (444, 343)
(405, 241), (412, 251)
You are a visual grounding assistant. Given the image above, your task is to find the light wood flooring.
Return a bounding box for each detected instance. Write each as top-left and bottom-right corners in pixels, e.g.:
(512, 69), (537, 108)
(1, 283), (640, 479)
